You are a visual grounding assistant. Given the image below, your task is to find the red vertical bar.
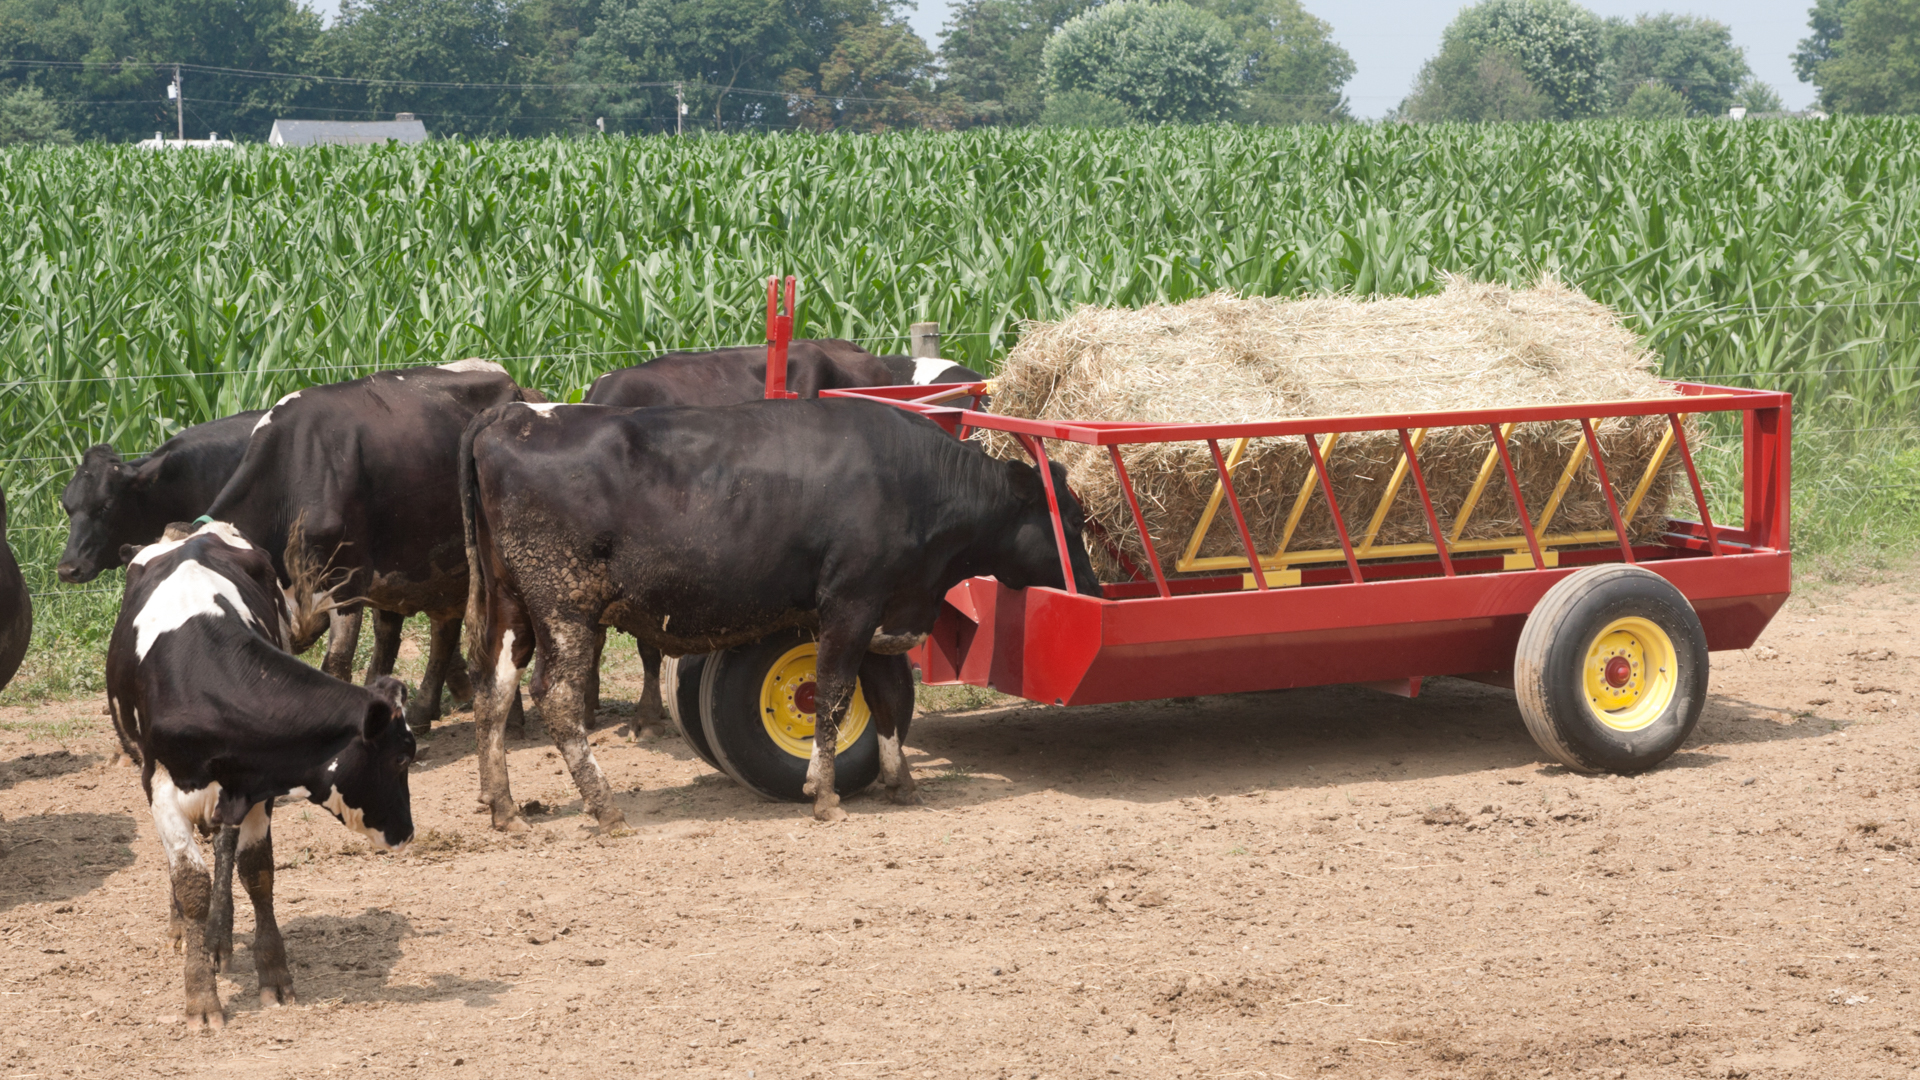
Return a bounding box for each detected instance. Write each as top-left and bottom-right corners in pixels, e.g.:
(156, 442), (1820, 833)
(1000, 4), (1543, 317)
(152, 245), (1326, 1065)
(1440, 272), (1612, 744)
(1668, 413), (1721, 557)
(1304, 433), (1363, 584)
(1489, 424), (1548, 571)
(1397, 428), (1454, 577)
(1207, 439), (1268, 591)
(1107, 445), (1171, 599)
(1579, 418), (1636, 564)
(1018, 434), (1083, 595)
(764, 275), (797, 400)
(1741, 405), (1792, 550)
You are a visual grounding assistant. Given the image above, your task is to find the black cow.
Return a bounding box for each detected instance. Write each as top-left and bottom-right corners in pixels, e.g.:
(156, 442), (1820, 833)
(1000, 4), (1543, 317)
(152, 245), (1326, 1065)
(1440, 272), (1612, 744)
(203, 360), (534, 732)
(461, 398), (1098, 830)
(106, 522), (415, 1030)
(580, 340), (986, 735)
(0, 484), (29, 693)
(55, 410), (391, 685)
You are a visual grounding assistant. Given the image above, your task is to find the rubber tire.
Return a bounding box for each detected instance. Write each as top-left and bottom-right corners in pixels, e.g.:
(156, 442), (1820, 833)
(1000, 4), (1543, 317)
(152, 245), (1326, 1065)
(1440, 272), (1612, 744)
(1515, 564), (1709, 775)
(662, 653), (721, 771)
(699, 630), (881, 802)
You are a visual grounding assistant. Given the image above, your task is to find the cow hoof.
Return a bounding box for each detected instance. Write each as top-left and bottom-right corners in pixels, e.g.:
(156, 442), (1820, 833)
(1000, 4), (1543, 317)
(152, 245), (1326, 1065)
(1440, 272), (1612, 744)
(185, 1003), (225, 1032)
(496, 815), (531, 835)
(889, 789), (920, 806)
(260, 984), (295, 1008)
(813, 805), (848, 823)
(592, 810), (629, 835)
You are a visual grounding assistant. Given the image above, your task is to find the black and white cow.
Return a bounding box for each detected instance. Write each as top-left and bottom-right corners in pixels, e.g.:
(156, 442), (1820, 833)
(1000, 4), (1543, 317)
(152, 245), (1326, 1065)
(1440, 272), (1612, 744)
(460, 397), (1098, 830)
(0, 483), (30, 693)
(106, 522), (415, 1030)
(202, 360), (535, 732)
(55, 410), (390, 685)
(580, 341), (986, 735)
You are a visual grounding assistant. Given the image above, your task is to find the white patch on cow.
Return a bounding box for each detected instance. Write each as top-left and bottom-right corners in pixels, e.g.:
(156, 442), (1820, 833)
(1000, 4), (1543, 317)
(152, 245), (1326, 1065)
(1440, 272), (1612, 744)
(877, 732), (903, 786)
(148, 763), (216, 872)
(495, 629), (520, 685)
(132, 559), (256, 660)
(440, 358), (508, 375)
(321, 787), (391, 849)
(286, 786), (310, 801)
(521, 402), (563, 417)
(911, 357), (956, 385)
(236, 800), (271, 851)
(251, 390), (302, 435)
(394, 375), (404, 381)
(192, 520), (252, 550)
(128, 536), (190, 567)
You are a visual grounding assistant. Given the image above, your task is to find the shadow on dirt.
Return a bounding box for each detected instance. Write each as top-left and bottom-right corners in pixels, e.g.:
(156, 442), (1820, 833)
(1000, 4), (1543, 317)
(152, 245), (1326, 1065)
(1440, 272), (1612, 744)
(0, 748), (98, 793)
(0, 810), (138, 912)
(244, 908), (508, 1012)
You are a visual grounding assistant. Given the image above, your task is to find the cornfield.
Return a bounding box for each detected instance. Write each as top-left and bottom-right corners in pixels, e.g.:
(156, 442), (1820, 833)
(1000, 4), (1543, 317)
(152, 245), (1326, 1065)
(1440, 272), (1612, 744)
(2, 120), (1917, 698)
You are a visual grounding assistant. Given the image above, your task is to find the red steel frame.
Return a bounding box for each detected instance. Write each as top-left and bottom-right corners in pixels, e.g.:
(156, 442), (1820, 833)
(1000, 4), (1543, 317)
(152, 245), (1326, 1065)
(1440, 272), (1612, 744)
(823, 380), (1793, 709)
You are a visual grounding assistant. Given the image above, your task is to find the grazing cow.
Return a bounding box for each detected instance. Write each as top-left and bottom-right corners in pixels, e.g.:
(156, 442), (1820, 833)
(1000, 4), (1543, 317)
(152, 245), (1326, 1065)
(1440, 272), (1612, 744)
(580, 340), (986, 735)
(203, 360), (534, 732)
(55, 411), (391, 685)
(0, 484), (29, 693)
(106, 522), (415, 1030)
(461, 397), (1099, 830)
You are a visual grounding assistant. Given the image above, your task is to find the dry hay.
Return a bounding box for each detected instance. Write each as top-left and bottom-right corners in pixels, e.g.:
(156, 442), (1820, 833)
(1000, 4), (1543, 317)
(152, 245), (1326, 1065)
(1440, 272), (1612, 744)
(982, 277), (1690, 582)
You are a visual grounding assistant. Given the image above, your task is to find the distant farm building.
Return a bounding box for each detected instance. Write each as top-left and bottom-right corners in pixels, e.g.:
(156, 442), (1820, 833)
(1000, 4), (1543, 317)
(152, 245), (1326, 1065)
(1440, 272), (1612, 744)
(268, 114), (428, 147)
(136, 133), (235, 149)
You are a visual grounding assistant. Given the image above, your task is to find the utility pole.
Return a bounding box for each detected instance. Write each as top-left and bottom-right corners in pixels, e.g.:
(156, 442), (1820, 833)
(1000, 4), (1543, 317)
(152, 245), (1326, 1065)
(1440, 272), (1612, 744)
(168, 65), (182, 142)
(674, 83), (684, 136)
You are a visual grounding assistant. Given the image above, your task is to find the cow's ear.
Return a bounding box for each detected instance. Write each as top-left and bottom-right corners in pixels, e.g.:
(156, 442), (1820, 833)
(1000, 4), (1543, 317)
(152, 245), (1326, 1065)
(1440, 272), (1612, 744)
(363, 698), (395, 742)
(118, 543), (142, 565)
(1004, 459), (1045, 503)
(81, 444), (123, 468)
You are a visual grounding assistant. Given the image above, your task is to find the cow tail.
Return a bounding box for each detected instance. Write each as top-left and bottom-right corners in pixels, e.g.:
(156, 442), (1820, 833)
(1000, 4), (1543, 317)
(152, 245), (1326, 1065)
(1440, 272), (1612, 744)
(459, 404), (504, 675)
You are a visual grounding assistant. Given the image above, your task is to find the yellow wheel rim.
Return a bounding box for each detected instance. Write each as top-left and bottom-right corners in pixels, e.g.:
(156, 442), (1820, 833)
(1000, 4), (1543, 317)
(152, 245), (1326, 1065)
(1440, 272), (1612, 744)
(1582, 616), (1677, 732)
(758, 643), (870, 760)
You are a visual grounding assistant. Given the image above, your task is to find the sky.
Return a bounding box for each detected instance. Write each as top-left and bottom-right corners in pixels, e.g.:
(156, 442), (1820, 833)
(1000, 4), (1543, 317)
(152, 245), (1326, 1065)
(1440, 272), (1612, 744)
(897, 0), (1821, 117)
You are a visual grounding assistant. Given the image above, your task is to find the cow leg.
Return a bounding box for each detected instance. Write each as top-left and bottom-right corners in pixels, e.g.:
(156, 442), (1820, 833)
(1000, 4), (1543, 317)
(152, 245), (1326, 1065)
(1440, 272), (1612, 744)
(859, 653), (918, 805)
(206, 824), (239, 973)
(445, 649), (473, 703)
(472, 617), (532, 833)
(505, 686), (527, 739)
(405, 615), (460, 735)
(633, 642), (666, 739)
(320, 608), (363, 681)
(804, 624), (878, 823)
(534, 621), (626, 833)
(585, 626), (605, 731)
(236, 803), (293, 1007)
(365, 609), (404, 682)
(149, 773), (223, 1030)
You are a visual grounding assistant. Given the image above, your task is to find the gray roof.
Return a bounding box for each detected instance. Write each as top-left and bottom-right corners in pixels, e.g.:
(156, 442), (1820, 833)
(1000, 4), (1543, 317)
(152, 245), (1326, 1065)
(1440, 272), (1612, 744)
(268, 119), (428, 147)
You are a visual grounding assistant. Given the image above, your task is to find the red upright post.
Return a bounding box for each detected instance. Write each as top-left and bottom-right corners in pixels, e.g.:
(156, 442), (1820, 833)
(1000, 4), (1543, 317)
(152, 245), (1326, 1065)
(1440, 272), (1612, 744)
(764, 275), (799, 400)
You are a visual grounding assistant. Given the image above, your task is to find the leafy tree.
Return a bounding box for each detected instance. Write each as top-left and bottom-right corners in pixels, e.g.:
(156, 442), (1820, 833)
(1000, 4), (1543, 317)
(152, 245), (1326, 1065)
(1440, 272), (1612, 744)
(311, 0), (521, 135)
(1800, 0), (1920, 114)
(1040, 86), (1129, 125)
(1732, 77), (1784, 113)
(1601, 14), (1748, 117)
(938, 0), (1091, 125)
(0, 84), (74, 142)
(1399, 37), (1549, 122)
(1793, 0), (1849, 85)
(1618, 80), (1687, 118)
(1041, 0), (1243, 124)
(0, 0), (321, 141)
(1204, 0), (1353, 123)
(784, 16), (951, 131)
(1404, 0), (1608, 122)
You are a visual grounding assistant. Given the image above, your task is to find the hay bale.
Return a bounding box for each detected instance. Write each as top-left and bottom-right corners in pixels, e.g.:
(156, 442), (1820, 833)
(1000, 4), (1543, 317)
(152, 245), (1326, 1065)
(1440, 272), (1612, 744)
(983, 278), (1689, 582)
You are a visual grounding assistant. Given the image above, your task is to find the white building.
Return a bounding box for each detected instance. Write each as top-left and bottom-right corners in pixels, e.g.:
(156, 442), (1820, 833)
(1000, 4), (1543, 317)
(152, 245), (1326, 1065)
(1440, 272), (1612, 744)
(267, 114), (429, 147)
(136, 133), (235, 149)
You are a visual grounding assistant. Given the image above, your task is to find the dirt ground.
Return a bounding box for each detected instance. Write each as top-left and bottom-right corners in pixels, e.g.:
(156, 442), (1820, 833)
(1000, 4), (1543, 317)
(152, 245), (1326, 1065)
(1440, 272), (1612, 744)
(1, 573), (1916, 1080)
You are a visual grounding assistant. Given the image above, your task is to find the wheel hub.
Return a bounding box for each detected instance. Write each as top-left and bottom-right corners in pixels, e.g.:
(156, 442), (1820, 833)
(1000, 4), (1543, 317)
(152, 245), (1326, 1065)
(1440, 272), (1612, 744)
(793, 680), (817, 715)
(1603, 656), (1633, 688)
(1582, 616), (1678, 732)
(757, 644), (871, 760)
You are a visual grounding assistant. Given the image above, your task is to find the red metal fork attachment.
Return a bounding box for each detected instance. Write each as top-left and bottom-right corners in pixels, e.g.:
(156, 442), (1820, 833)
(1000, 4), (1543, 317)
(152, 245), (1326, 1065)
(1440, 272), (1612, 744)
(764, 275), (799, 400)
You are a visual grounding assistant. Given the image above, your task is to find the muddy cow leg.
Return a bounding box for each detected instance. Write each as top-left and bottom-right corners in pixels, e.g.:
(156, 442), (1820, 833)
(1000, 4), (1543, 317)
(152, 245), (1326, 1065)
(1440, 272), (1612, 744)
(803, 619), (880, 823)
(321, 608), (363, 681)
(633, 642), (666, 739)
(472, 612), (533, 833)
(236, 803), (293, 1007)
(149, 773), (223, 1030)
(444, 648), (473, 704)
(205, 824), (239, 973)
(585, 626), (605, 731)
(859, 652), (918, 805)
(364, 608), (404, 683)
(533, 618), (626, 833)
(405, 615), (460, 735)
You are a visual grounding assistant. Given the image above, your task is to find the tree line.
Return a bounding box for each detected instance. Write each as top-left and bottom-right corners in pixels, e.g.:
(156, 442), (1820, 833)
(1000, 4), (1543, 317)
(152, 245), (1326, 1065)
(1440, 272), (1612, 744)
(0, 0), (1915, 143)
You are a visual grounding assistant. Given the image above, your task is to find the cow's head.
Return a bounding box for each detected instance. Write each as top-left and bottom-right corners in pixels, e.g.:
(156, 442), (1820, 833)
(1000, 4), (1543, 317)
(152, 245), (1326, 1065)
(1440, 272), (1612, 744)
(991, 458), (1102, 598)
(57, 445), (145, 583)
(314, 676), (416, 852)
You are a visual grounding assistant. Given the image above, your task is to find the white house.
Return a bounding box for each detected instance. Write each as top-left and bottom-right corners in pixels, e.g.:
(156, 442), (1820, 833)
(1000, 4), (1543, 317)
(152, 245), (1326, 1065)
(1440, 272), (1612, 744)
(136, 133), (235, 149)
(268, 114), (429, 147)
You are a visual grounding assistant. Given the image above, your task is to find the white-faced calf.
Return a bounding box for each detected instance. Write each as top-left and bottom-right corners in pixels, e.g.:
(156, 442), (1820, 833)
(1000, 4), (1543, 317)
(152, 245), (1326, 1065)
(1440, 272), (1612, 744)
(106, 522), (416, 1030)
